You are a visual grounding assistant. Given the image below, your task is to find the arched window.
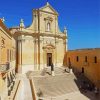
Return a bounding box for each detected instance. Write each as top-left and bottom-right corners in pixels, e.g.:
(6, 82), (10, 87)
(47, 22), (50, 31)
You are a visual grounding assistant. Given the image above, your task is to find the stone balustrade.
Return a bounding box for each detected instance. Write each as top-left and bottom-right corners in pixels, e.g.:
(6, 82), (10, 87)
(0, 60), (16, 73)
(0, 63), (10, 72)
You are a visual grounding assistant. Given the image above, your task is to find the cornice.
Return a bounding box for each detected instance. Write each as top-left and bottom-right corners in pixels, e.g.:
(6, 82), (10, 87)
(15, 31), (67, 39)
(0, 27), (12, 40)
(39, 10), (58, 16)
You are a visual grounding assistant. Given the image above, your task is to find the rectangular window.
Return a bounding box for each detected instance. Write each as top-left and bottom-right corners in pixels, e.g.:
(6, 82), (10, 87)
(76, 56), (79, 62)
(94, 56), (97, 63)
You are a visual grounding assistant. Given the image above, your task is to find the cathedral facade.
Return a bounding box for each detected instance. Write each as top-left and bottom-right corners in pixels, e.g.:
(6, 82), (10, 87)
(11, 3), (67, 73)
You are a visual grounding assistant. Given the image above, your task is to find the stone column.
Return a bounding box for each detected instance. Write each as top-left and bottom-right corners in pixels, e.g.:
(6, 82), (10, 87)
(55, 16), (57, 67)
(0, 35), (1, 64)
(38, 36), (40, 70)
(34, 38), (37, 70)
(64, 27), (68, 53)
(43, 37), (46, 68)
(64, 39), (66, 54)
(18, 37), (22, 73)
(37, 9), (40, 70)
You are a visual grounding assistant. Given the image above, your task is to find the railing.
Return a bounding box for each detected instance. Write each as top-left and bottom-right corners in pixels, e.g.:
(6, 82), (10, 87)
(0, 63), (10, 72)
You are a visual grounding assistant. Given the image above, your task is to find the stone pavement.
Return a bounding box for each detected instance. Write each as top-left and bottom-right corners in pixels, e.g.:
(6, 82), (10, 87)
(40, 91), (90, 100)
(9, 67), (100, 100)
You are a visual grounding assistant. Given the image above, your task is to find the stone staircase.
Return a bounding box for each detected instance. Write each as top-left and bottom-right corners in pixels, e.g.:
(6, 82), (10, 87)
(33, 73), (79, 99)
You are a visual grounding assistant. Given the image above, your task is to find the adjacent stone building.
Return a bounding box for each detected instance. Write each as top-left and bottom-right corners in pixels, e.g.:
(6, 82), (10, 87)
(64, 48), (100, 88)
(0, 19), (16, 100)
(10, 2), (67, 73)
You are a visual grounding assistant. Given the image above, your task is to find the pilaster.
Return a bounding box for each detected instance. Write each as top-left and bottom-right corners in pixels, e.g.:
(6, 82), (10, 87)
(34, 38), (37, 70)
(17, 37), (22, 73)
(0, 35), (1, 64)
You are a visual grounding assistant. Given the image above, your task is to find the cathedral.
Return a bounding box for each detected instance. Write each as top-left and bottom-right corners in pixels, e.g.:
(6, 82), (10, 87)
(10, 2), (67, 73)
(0, 2), (99, 100)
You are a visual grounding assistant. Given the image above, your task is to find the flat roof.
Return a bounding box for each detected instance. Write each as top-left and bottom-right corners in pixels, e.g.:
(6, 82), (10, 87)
(68, 48), (100, 52)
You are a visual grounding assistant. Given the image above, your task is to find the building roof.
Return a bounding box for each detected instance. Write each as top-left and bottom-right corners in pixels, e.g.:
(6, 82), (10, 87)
(0, 19), (12, 37)
(68, 48), (100, 52)
(39, 2), (58, 15)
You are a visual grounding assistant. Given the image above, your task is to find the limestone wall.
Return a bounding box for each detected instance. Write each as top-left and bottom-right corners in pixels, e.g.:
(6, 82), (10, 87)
(0, 20), (16, 100)
(64, 49), (100, 88)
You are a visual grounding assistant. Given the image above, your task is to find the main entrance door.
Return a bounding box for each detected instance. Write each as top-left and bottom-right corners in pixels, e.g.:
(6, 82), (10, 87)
(47, 53), (52, 66)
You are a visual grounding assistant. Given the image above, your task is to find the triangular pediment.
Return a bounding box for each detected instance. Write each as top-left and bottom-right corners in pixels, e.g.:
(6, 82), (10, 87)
(39, 2), (58, 15)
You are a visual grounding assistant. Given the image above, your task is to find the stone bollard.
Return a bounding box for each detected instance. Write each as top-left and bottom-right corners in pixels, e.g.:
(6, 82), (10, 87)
(69, 68), (73, 74)
(51, 71), (55, 76)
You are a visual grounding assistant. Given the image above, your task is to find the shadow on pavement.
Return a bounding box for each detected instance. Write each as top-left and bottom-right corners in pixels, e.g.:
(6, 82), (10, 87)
(73, 68), (100, 100)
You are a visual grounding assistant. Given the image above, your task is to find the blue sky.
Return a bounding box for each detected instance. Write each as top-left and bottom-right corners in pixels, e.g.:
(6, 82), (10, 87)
(0, 0), (100, 50)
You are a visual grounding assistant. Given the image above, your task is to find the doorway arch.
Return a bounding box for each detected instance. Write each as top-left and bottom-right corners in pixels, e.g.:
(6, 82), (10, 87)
(43, 44), (55, 67)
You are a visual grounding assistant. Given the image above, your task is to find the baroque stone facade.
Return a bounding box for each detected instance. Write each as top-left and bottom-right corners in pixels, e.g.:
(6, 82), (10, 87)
(11, 2), (67, 73)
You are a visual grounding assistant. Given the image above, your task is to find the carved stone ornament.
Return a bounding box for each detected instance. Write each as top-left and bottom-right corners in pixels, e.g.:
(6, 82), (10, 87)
(1, 39), (5, 48)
